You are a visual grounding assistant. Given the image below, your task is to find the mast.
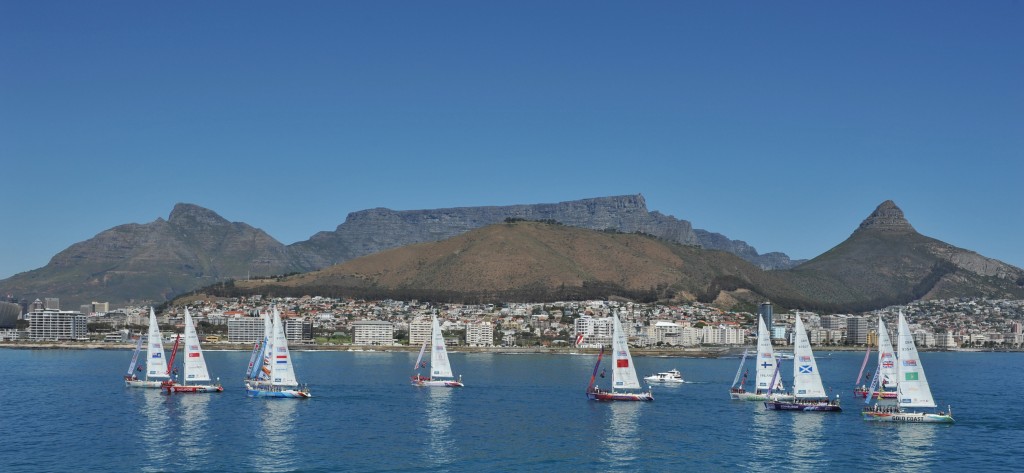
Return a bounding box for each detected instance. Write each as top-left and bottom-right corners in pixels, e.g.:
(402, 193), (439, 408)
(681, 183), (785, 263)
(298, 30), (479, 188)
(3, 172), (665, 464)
(167, 333), (181, 378)
(731, 350), (749, 389)
(588, 346), (605, 391)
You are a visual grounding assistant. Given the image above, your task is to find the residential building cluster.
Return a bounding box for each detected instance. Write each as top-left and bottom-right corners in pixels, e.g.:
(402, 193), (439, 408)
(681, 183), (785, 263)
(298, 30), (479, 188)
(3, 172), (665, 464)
(3, 295), (1023, 350)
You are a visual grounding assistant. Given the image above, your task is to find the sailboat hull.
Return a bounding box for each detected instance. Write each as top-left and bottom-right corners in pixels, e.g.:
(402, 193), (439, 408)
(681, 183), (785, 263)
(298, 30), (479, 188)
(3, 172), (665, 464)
(587, 390), (653, 402)
(854, 387), (898, 399)
(124, 378), (165, 389)
(246, 383), (311, 398)
(862, 410), (954, 423)
(765, 400), (841, 412)
(166, 384), (224, 394)
(412, 378), (464, 387)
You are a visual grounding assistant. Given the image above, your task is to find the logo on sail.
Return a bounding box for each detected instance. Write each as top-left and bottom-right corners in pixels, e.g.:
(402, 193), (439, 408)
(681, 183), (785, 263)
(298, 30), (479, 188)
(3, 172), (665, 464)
(902, 359), (918, 367)
(799, 365), (813, 374)
(882, 360), (894, 368)
(905, 372), (919, 381)
(617, 359), (629, 368)
(799, 356), (811, 362)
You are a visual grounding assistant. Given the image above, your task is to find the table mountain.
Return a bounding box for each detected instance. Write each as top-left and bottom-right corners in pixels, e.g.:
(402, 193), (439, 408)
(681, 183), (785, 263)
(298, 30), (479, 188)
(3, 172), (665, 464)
(288, 194), (799, 270)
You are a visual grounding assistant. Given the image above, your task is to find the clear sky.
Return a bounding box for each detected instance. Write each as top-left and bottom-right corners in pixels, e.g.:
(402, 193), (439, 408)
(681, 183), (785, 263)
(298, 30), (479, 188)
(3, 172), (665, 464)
(2, 1), (1021, 280)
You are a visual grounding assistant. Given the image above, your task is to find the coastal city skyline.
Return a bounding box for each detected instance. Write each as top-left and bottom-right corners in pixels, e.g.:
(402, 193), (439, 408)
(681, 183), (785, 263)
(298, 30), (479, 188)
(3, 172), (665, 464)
(3, 2), (1023, 280)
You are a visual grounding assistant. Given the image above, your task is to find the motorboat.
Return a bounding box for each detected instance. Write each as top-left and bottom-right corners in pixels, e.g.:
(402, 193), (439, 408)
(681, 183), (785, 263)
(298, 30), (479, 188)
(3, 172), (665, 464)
(644, 368), (684, 384)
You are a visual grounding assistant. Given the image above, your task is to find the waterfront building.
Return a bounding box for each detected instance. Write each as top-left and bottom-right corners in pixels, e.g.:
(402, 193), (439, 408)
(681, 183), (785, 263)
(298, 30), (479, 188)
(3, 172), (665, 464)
(936, 331), (958, 349)
(227, 317), (265, 343)
(648, 321), (681, 346)
(285, 318), (313, 342)
(574, 315), (612, 347)
(820, 315), (845, 330)
(353, 320), (395, 345)
(846, 316), (869, 345)
(26, 309), (87, 341)
(701, 325), (745, 345)
(465, 321), (494, 347)
(44, 298), (60, 310)
(409, 318), (432, 346)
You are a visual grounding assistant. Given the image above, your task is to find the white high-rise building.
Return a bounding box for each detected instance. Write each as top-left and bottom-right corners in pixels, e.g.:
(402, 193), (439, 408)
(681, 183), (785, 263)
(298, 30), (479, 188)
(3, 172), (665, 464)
(27, 309), (86, 341)
(409, 318), (432, 346)
(465, 322), (493, 347)
(353, 320), (395, 346)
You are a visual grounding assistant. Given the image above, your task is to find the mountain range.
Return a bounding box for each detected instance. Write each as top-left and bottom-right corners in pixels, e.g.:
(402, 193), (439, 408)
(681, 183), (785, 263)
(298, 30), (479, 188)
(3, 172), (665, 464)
(2, 196), (1021, 311)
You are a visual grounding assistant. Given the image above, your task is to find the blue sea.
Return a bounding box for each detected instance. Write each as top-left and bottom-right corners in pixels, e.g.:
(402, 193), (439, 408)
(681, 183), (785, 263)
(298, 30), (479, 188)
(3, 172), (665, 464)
(0, 348), (1021, 472)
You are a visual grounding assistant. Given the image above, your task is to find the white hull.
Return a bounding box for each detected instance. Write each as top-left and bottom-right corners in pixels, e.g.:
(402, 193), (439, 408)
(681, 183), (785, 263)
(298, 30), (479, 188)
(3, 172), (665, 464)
(644, 369), (683, 383)
(412, 379), (464, 388)
(125, 378), (165, 388)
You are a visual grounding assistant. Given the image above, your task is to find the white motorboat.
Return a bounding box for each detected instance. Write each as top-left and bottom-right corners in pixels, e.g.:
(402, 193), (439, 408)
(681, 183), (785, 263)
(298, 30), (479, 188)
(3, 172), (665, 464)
(644, 369), (684, 383)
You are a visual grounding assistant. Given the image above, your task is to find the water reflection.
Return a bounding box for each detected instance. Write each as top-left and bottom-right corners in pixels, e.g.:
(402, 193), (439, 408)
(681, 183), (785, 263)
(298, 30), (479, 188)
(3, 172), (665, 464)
(252, 400), (298, 471)
(600, 403), (642, 469)
(746, 405), (782, 472)
(875, 423), (937, 471)
(176, 395), (211, 464)
(786, 413), (825, 473)
(139, 390), (172, 472)
(424, 388), (455, 467)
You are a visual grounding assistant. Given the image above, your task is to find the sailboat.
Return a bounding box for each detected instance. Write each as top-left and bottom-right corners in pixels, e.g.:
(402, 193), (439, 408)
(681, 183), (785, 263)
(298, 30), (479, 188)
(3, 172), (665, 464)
(729, 350), (750, 399)
(764, 313), (841, 411)
(855, 317), (899, 400)
(735, 314), (792, 401)
(586, 311), (653, 402)
(412, 313), (464, 387)
(163, 308), (223, 393)
(125, 308), (171, 388)
(246, 309), (312, 398)
(863, 310), (954, 423)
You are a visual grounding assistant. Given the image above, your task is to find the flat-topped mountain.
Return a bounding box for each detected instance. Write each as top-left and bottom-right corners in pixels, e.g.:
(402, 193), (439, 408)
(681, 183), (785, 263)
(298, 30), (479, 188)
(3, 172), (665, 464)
(288, 194), (800, 270)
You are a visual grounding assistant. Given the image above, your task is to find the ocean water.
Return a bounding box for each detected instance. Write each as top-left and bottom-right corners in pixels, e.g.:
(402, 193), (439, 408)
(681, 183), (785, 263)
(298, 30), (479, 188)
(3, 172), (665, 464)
(0, 348), (1021, 472)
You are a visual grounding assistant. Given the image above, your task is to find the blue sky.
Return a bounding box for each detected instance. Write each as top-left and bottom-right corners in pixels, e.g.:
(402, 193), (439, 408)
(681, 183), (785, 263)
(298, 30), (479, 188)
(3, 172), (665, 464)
(2, 1), (1021, 280)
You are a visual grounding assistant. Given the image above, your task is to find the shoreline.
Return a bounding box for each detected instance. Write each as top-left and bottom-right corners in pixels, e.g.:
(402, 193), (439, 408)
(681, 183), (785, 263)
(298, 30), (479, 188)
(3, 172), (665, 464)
(0, 341), (1013, 356)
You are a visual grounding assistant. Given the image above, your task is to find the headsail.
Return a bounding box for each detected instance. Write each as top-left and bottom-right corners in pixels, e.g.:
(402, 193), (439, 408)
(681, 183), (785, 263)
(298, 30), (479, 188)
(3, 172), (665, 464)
(896, 310), (936, 408)
(610, 312), (641, 390)
(127, 335), (143, 377)
(731, 350), (749, 389)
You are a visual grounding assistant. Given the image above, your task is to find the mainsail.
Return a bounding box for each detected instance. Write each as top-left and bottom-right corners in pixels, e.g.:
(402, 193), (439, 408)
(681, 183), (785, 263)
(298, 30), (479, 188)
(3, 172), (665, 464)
(896, 310), (936, 408)
(430, 314), (454, 379)
(610, 312), (641, 390)
(755, 315), (783, 393)
(182, 308), (211, 384)
(146, 308), (169, 379)
(877, 318), (898, 390)
(792, 314), (826, 399)
(269, 309), (299, 387)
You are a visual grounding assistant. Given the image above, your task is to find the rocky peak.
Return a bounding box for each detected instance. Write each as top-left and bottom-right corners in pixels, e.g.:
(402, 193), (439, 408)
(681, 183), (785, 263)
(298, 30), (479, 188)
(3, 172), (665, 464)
(168, 203), (230, 228)
(856, 200), (915, 233)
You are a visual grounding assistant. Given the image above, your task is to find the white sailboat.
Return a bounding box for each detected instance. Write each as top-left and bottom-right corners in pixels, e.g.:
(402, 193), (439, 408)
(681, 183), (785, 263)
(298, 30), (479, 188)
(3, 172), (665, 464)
(246, 309), (311, 398)
(125, 308), (170, 388)
(765, 313), (841, 411)
(863, 310), (954, 423)
(412, 313), (464, 387)
(586, 311), (653, 401)
(735, 315), (792, 401)
(164, 308), (223, 393)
